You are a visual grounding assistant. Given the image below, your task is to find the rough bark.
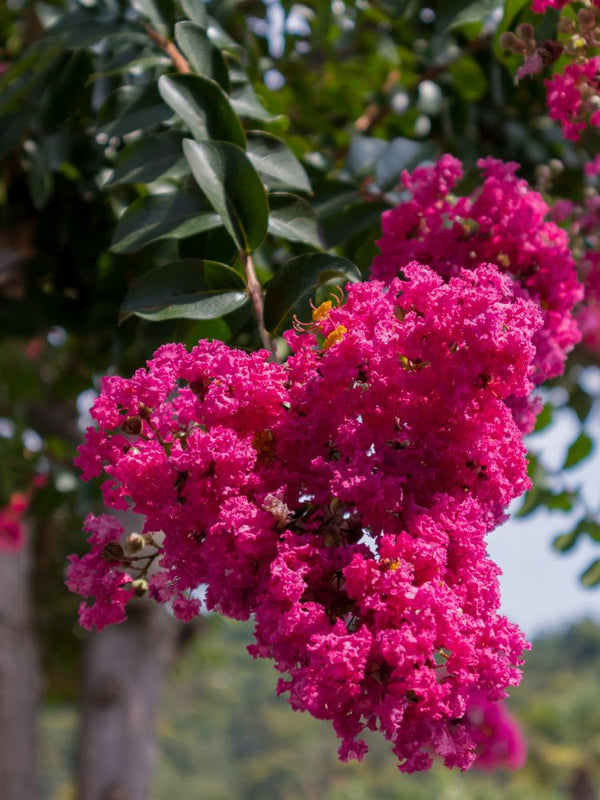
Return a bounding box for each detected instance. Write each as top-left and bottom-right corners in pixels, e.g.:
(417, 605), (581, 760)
(0, 527), (42, 800)
(78, 600), (181, 800)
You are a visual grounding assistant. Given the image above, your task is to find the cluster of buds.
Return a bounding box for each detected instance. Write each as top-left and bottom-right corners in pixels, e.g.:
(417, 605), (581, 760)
(502, 1), (600, 140)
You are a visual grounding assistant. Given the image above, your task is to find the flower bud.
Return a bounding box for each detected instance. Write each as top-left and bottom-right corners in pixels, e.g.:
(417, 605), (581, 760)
(125, 533), (145, 555)
(131, 578), (148, 597)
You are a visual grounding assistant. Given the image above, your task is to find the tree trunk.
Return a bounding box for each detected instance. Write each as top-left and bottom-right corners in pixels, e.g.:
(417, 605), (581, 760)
(78, 601), (181, 800)
(0, 527), (42, 800)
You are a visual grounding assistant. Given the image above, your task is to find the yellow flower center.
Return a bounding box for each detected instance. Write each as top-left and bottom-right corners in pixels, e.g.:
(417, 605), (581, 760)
(323, 325), (347, 350)
(312, 300), (333, 322)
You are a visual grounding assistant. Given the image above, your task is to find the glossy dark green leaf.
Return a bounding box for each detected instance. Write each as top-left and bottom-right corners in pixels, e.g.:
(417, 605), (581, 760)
(99, 84), (172, 138)
(563, 433), (593, 470)
(246, 132), (311, 193)
(183, 138), (268, 252)
(104, 131), (185, 186)
(43, 7), (122, 48)
(111, 192), (222, 253)
(267, 193), (323, 249)
(158, 73), (244, 146)
(320, 200), (390, 248)
(174, 22), (230, 91)
(263, 253), (361, 335)
(180, 0), (208, 27)
(229, 83), (279, 121)
(130, 0), (172, 37)
(580, 559), (600, 588)
(120, 259), (247, 322)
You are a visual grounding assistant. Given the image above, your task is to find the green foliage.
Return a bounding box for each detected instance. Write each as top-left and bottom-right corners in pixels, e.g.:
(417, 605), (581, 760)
(119, 259), (248, 322)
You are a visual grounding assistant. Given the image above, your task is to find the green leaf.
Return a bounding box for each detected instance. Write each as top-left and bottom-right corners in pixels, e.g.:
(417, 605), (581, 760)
(345, 136), (388, 179)
(183, 139), (268, 252)
(229, 83), (279, 121)
(263, 253), (361, 335)
(246, 132), (311, 193)
(130, 0), (172, 37)
(320, 200), (390, 248)
(580, 559), (600, 588)
(120, 259), (247, 322)
(570, 388), (595, 423)
(267, 193), (323, 249)
(375, 138), (437, 190)
(180, 0), (208, 27)
(158, 73), (244, 147)
(563, 433), (594, 470)
(41, 49), (93, 127)
(174, 22), (230, 91)
(449, 57), (488, 102)
(22, 139), (53, 209)
(104, 131), (186, 186)
(99, 84), (172, 138)
(553, 530), (579, 553)
(545, 490), (576, 513)
(534, 402), (553, 433)
(111, 192), (222, 254)
(436, 0), (503, 33)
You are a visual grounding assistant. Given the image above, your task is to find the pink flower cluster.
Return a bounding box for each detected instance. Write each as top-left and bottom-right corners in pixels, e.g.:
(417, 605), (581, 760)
(546, 57), (600, 141)
(370, 156), (582, 431)
(548, 161), (600, 356)
(532, 0), (600, 11)
(466, 691), (527, 771)
(505, 1), (600, 140)
(69, 261), (541, 772)
(531, 0), (571, 11)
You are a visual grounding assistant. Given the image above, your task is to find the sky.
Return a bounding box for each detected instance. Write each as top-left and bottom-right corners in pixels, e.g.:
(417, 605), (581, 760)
(488, 372), (600, 639)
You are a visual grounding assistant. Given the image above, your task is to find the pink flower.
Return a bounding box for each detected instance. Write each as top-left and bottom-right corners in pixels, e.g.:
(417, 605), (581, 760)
(370, 155), (582, 431)
(0, 492), (28, 551)
(466, 692), (527, 771)
(546, 57), (600, 141)
(531, 0), (570, 11)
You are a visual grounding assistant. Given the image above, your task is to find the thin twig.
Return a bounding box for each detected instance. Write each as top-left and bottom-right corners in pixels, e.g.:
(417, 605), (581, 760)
(243, 252), (278, 360)
(145, 23), (190, 73)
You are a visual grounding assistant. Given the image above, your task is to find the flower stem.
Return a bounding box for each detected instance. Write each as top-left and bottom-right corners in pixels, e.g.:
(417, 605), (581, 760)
(243, 251), (278, 360)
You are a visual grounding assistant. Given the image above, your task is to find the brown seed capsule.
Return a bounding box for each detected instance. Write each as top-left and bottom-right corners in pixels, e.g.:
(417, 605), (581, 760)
(102, 542), (125, 563)
(121, 416), (142, 435)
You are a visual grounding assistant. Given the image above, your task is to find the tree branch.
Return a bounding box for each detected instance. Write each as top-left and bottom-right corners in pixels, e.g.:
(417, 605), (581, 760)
(145, 24), (190, 74)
